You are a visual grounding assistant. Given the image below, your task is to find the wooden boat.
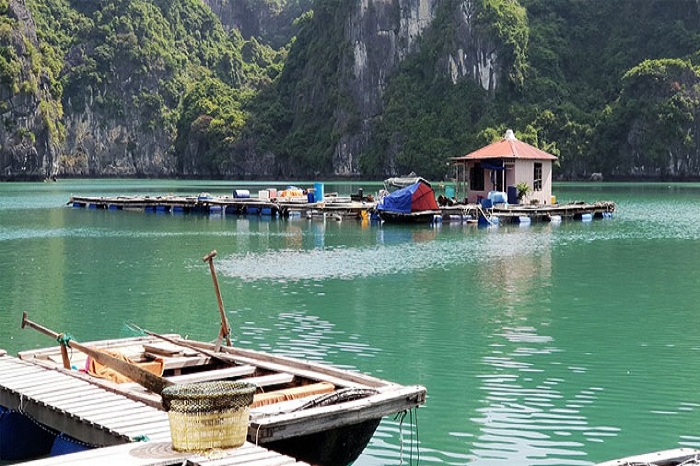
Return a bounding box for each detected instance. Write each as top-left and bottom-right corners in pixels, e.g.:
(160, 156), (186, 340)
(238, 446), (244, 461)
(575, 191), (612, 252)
(374, 178), (442, 224)
(18, 333), (427, 466)
(595, 448), (700, 465)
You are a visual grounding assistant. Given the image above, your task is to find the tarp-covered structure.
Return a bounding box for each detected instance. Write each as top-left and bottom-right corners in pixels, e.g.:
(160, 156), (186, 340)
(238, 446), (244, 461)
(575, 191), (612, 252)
(377, 180), (439, 214)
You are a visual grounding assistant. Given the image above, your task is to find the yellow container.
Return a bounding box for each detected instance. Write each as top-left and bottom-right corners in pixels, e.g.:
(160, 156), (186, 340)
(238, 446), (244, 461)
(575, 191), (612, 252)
(162, 381), (256, 451)
(550, 195), (557, 204)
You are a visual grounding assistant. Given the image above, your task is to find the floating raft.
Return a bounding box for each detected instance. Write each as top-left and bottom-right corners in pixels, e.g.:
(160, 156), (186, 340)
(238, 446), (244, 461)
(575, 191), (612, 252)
(0, 352), (309, 466)
(412, 201), (615, 225)
(68, 194), (373, 219)
(490, 200), (616, 223)
(68, 194), (615, 225)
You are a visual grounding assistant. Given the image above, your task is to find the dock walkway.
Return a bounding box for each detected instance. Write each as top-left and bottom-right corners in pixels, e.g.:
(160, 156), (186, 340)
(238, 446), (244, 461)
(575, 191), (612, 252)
(0, 353), (308, 465)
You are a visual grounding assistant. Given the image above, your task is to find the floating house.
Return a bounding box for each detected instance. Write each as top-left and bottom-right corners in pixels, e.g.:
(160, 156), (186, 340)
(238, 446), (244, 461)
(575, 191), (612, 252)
(450, 129), (558, 205)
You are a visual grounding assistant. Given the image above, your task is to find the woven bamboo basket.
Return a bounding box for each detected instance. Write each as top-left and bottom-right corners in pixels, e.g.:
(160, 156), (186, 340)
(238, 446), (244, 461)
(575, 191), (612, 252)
(161, 381), (256, 451)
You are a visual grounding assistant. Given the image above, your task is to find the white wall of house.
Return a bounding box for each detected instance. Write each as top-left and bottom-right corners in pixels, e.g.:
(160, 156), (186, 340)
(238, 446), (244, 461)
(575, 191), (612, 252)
(513, 160), (554, 204)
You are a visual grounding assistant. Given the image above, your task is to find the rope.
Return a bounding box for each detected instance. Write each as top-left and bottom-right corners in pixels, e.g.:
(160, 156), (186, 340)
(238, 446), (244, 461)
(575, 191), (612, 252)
(254, 423), (263, 446)
(397, 410), (406, 465)
(395, 408), (420, 465)
(413, 407), (420, 465)
(56, 333), (73, 346)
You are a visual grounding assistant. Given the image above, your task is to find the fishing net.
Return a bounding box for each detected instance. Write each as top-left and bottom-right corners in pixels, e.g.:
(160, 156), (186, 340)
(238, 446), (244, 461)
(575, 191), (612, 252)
(161, 381), (256, 451)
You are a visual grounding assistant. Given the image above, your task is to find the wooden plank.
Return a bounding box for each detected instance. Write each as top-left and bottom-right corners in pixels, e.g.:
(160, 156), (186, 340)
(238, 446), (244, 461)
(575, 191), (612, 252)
(111, 419), (171, 437)
(85, 402), (164, 423)
(252, 382), (335, 408)
(142, 342), (186, 357)
(18, 382), (98, 398)
(240, 373), (294, 388)
(151, 355), (212, 370)
(0, 365), (47, 379)
(17, 336), (150, 359)
(188, 444), (276, 465)
(18, 441), (190, 466)
(249, 397), (315, 417)
(71, 399), (153, 417)
(197, 449), (281, 466)
(0, 371), (70, 388)
(43, 387), (128, 408)
(103, 413), (169, 430)
(165, 365), (256, 384)
(190, 342), (385, 388)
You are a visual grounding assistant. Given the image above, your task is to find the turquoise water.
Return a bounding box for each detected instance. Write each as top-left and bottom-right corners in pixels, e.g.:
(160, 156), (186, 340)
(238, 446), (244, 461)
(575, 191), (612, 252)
(2, 180), (700, 465)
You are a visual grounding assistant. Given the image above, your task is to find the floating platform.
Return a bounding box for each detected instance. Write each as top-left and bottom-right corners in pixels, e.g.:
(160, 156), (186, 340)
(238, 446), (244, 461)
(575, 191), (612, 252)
(68, 194), (615, 226)
(0, 351), (310, 465)
(383, 201), (616, 225)
(68, 194), (373, 220)
(490, 201), (616, 223)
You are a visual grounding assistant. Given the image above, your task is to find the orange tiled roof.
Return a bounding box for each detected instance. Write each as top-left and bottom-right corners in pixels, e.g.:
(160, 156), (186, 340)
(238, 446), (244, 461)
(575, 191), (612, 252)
(452, 131), (558, 162)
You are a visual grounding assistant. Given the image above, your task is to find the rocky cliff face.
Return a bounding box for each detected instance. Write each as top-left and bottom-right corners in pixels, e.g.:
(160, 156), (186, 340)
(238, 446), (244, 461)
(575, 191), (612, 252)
(60, 87), (177, 178)
(333, 0), (501, 176)
(202, 0), (313, 48)
(0, 0), (60, 180)
(0, 0), (504, 181)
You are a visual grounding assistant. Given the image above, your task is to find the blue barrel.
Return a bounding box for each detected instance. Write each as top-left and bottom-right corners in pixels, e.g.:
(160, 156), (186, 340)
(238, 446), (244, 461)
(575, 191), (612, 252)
(50, 434), (92, 457)
(314, 182), (324, 202)
(507, 186), (518, 204)
(0, 410), (57, 461)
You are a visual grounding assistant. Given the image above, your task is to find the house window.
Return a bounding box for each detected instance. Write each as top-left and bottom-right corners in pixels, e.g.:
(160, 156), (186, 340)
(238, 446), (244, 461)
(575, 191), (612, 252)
(470, 163), (484, 191)
(533, 162), (542, 191)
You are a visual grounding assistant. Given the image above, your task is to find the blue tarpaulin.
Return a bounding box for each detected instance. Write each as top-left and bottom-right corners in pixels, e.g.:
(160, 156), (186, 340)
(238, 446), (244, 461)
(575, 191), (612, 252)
(377, 181), (439, 214)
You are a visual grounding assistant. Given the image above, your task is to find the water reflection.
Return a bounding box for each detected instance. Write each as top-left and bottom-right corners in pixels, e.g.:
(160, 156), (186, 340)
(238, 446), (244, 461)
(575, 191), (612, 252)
(467, 235), (619, 465)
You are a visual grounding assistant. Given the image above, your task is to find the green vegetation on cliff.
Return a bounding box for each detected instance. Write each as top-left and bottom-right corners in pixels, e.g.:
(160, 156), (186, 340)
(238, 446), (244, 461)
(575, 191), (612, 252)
(4, 0), (700, 180)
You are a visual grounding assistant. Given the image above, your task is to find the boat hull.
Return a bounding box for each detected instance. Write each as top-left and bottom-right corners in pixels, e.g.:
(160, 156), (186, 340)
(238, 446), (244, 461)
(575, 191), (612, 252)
(377, 210), (441, 224)
(596, 448), (700, 465)
(266, 418), (381, 466)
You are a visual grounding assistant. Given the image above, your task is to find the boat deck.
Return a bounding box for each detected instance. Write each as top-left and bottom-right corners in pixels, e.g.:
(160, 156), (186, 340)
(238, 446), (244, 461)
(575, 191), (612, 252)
(0, 352), (309, 465)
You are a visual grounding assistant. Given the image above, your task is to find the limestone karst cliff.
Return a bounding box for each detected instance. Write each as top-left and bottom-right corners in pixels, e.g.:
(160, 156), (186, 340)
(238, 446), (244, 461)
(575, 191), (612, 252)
(0, 0), (61, 180)
(2, 0), (699, 181)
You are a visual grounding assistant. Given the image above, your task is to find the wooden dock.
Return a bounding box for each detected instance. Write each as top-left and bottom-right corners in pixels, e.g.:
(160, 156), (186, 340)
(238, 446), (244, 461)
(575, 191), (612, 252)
(68, 194), (373, 220)
(490, 200), (616, 223)
(68, 194), (615, 225)
(0, 352), (309, 465)
(416, 201), (615, 225)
